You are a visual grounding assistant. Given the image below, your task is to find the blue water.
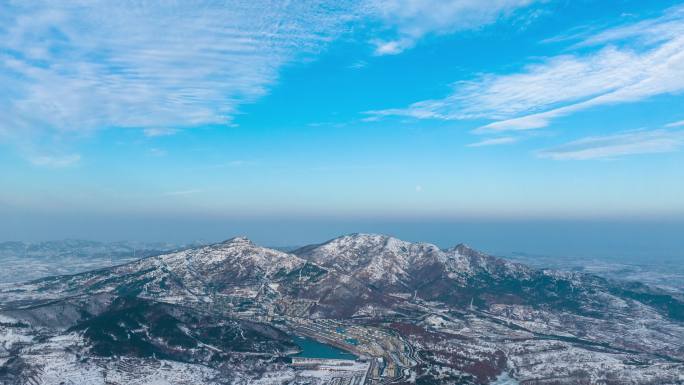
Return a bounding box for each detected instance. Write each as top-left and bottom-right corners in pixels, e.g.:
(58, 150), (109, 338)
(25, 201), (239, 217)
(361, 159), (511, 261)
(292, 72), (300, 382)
(491, 373), (520, 385)
(293, 336), (357, 359)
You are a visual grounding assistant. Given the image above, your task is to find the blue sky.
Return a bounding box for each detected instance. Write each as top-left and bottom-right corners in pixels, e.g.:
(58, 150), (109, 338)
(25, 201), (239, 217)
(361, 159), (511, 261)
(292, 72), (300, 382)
(1, 0), (684, 244)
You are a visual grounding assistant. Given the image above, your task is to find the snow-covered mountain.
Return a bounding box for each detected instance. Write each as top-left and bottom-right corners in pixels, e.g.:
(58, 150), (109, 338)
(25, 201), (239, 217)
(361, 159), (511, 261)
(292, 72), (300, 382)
(1, 234), (683, 384)
(0, 236), (324, 312)
(295, 233), (532, 288)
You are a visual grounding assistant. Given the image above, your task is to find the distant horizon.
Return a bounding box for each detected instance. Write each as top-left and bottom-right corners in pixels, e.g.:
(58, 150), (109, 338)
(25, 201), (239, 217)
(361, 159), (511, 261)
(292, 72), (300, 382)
(3, 217), (683, 261)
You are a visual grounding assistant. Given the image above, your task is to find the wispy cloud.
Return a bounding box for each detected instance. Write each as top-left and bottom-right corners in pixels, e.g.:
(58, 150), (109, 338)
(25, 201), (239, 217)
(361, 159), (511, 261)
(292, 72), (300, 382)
(367, 0), (539, 55)
(537, 129), (684, 160)
(665, 119), (684, 128)
(348, 60), (368, 70)
(28, 153), (81, 168)
(367, 5), (684, 132)
(575, 5), (684, 48)
(467, 137), (517, 147)
(0, 1), (356, 144)
(143, 128), (179, 137)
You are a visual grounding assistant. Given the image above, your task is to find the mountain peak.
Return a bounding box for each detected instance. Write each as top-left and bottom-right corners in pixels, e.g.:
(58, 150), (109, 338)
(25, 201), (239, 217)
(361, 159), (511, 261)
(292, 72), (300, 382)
(337, 232), (393, 241)
(316, 233), (417, 255)
(141, 236), (310, 290)
(326, 233), (406, 246)
(221, 236), (253, 245)
(293, 233), (446, 288)
(447, 243), (478, 256)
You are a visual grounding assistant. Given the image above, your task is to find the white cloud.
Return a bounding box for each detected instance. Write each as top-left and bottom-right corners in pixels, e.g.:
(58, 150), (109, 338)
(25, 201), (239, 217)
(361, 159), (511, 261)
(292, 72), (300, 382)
(480, 38), (684, 132)
(367, 0), (539, 55)
(372, 38), (414, 56)
(367, 5), (684, 132)
(0, 1), (356, 142)
(467, 137), (517, 147)
(143, 128), (179, 137)
(576, 5), (684, 48)
(537, 129), (684, 160)
(28, 153), (81, 168)
(665, 119), (684, 128)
